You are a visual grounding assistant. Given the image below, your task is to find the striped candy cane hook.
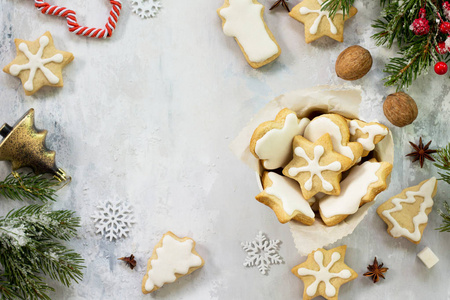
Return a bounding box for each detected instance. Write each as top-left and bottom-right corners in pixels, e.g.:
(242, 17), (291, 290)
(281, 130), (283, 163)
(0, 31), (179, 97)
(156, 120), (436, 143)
(34, 0), (122, 39)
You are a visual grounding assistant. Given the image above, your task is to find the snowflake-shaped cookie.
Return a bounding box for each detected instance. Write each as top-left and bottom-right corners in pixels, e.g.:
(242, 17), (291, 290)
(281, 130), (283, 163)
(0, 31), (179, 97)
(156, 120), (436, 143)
(130, 0), (162, 18)
(91, 200), (135, 241)
(241, 231), (283, 275)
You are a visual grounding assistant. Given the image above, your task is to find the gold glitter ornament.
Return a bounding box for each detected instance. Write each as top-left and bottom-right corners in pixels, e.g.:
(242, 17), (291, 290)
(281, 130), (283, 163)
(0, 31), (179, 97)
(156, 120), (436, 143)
(0, 109), (67, 181)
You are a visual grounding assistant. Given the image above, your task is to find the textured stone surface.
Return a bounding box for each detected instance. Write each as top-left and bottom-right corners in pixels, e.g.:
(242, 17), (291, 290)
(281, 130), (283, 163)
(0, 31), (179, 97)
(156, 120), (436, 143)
(0, 0), (449, 299)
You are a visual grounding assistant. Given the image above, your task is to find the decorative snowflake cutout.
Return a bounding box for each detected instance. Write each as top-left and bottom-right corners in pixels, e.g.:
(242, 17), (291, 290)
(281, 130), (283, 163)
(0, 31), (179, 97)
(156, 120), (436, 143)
(241, 231), (283, 275)
(91, 200), (135, 241)
(130, 0), (162, 19)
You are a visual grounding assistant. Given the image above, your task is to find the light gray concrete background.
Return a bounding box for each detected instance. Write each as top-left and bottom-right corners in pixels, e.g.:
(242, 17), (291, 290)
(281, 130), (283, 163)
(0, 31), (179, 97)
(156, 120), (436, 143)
(0, 0), (449, 299)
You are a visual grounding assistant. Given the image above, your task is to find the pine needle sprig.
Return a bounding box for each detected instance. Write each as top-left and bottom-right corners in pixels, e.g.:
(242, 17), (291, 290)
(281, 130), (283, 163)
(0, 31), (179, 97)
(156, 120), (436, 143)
(0, 172), (59, 203)
(437, 201), (450, 232)
(321, 0), (354, 18)
(434, 143), (450, 184)
(0, 204), (84, 300)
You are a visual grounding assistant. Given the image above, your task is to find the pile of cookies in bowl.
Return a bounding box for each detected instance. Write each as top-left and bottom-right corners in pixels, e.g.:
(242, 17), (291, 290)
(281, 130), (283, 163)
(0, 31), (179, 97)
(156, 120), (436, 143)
(250, 108), (393, 227)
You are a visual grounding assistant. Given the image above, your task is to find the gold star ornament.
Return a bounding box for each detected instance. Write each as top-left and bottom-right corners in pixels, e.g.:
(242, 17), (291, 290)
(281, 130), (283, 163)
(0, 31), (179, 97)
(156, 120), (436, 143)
(3, 31), (74, 96)
(289, 0), (357, 43)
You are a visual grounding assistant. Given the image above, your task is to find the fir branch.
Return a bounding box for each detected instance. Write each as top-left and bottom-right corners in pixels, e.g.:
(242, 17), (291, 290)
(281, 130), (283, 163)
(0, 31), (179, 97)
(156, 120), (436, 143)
(434, 143), (450, 184)
(321, 0), (354, 18)
(0, 172), (59, 203)
(382, 36), (433, 90)
(437, 201), (450, 232)
(0, 205), (84, 300)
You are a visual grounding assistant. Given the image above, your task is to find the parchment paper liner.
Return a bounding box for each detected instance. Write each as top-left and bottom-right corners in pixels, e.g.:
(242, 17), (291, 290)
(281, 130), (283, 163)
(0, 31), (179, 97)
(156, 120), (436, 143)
(230, 85), (394, 256)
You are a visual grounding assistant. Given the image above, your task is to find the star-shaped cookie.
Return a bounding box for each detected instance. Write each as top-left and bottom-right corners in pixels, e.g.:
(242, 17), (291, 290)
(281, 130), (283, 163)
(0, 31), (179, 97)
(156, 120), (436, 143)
(283, 133), (353, 200)
(289, 0), (357, 43)
(3, 31), (74, 96)
(292, 245), (357, 300)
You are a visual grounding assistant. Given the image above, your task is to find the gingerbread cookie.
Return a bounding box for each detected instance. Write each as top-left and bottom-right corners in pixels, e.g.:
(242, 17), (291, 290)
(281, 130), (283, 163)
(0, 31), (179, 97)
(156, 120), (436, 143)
(250, 108), (310, 170)
(304, 114), (363, 164)
(283, 133), (353, 199)
(377, 177), (437, 244)
(3, 32), (74, 96)
(217, 0), (281, 68)
(142, 232), (204, 294)
(319, 159), (393, 226)
(256, 171), (315, 225)
(292, 245), (357, 300)
(349, 120), (389, 156)
(289, 0), (357, 43)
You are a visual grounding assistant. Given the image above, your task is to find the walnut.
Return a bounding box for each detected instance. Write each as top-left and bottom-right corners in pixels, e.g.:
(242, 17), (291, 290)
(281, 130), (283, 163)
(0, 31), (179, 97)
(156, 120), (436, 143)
(335, 45), (373, 81)
(383, 92), (418, 127)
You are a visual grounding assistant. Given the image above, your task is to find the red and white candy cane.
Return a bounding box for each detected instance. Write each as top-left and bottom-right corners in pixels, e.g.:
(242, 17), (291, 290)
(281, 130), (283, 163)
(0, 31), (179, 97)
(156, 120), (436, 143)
(34, 0), (122, 39)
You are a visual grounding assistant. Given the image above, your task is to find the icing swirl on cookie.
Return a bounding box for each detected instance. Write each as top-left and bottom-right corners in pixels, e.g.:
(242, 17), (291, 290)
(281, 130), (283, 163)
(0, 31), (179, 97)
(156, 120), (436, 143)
(288, 145), (341, 191)
(299, 0), (343, 35)
(349, 120), (388, 152)
(297, 251), (351, 297)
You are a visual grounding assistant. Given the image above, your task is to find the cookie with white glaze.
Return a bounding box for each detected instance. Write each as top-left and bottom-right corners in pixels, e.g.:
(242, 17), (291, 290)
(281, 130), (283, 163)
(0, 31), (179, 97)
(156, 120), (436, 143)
(3, 31), (74, 96)
(319, 159), (393, 226)
(250, 108), (310, 170)
(304, 114), (363, 164)
(283, 133), (353, 200)
(289, 0), (357, 43)
(142, 232), (204, 294)
(349, 119), (389, 157)
(217, 0), (281, 68)
(291, 245), (358, 300)
(256, 171), (315, 225)
(377, 177), (437, 244)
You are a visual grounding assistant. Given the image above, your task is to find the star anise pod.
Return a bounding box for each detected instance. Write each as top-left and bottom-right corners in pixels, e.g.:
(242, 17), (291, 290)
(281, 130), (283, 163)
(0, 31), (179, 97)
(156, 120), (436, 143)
(406, 137), (437, 168)
(118, 254), (136, 270)
(270, 0), (290, 12)
(363, 257), (388, 283)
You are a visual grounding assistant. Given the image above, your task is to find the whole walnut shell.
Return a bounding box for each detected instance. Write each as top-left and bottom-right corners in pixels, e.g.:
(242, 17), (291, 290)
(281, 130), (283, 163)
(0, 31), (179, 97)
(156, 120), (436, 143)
(335, 45), (373, 81)
(383, 92), (418, 127)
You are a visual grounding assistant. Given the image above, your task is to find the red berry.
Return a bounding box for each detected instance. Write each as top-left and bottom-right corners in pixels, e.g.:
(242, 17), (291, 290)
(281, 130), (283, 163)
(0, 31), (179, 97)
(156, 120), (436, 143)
(435, 61), (448, 75)
(410, 18), (430, 35)
(419, 8), (426, 19)
(436, 42), (448, 54)
(440, 22), (450, 34)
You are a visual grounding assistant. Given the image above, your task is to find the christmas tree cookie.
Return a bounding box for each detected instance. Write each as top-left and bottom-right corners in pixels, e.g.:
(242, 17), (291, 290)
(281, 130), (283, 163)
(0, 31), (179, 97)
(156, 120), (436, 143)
(319, 159), (393, 226)
(142, 232), (204, 294)
(283, 133), (353, 199)
(292, 245), (358, 300)
(349, 120), (389, 157)
(3, 32), (74, 96)
(377, 177), (437, 244)
(256, 171), (315, 225)
(289, 0), (357, 43)
(250, 108), (310, 170)
(217, 0), (281, 68)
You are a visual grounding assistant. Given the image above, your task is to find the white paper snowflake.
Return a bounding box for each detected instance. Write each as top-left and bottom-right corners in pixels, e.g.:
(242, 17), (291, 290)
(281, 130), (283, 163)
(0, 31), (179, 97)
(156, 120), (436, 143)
(241, 231), (283, 275)
(130, 0), (161, 19)
(91, 200), (135, 241)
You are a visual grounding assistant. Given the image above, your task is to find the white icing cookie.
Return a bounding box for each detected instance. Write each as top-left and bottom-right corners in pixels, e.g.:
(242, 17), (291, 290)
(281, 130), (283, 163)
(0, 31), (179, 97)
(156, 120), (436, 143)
(292, 245), (357, 300)
(256, 172), (315, 225)
(217, 0), (281, 68)
(304, 114), (363, 164)
(349, 119), (389, 156)
(283, 133), (353, 200)
(3, 31), (74, 96)
(377, 177), (437, 244)
(250, 108), (310, 170)
(319, 159), (392, 226)
(142, 232), (204, 294)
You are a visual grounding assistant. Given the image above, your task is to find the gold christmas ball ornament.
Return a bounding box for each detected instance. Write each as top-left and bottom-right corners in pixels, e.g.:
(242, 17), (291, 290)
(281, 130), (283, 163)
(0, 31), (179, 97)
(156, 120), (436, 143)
(335, 45), (373, 81)
(0, 109), (68, 181)
(383, 92), (418, 127)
